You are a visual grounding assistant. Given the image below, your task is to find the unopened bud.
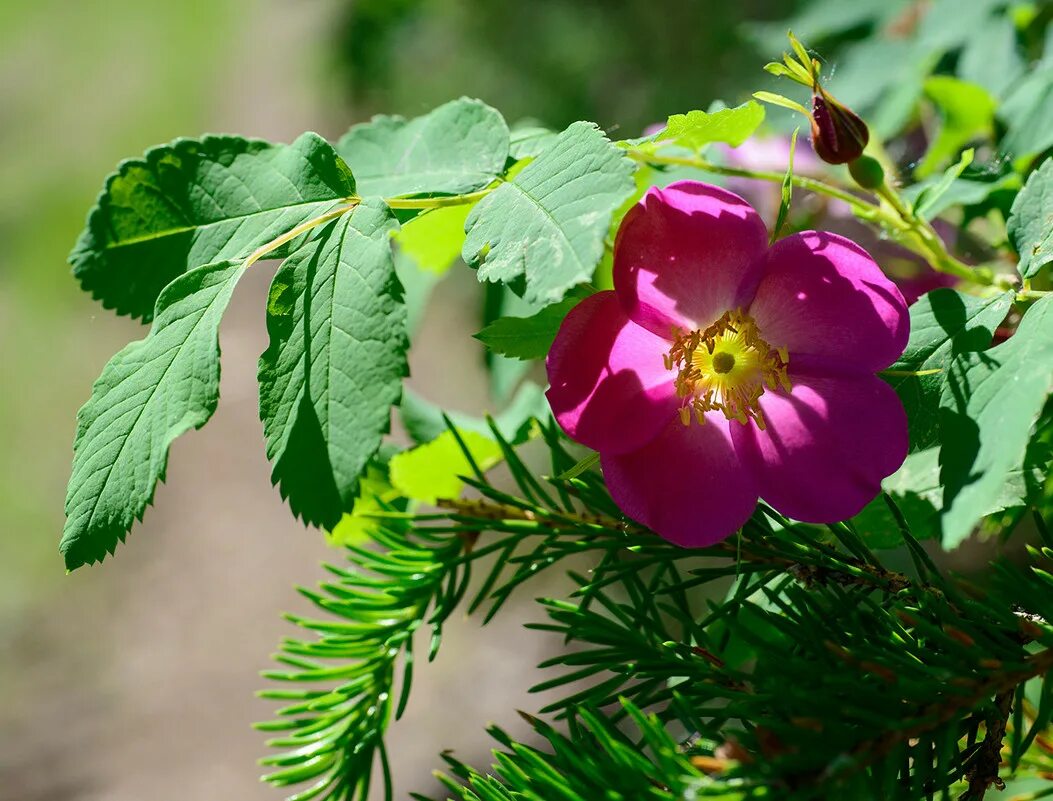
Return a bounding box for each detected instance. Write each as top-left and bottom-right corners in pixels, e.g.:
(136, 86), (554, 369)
(848, 155), (884, 189)
(810, 89), (869, 165)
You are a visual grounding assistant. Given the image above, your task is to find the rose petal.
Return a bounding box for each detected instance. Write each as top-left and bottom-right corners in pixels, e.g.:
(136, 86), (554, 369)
(613, 181), (770, 338)
(602, 415), (760, 547)
(748, 231), (909, 374)
(730, 373), (908, 523)
(546, 291), (679, 455)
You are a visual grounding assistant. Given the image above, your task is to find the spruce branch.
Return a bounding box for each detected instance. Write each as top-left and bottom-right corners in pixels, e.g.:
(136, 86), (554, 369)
(261, 422), (1053, 801)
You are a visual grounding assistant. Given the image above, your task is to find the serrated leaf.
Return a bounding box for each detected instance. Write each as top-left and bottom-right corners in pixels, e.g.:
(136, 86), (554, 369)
(474, 295), (581, 360)
(887, 288), (1013, 450)
(61, 260), (246, 569)
(463, 121), (635, 304)
(939, 296), (1053, 548)
(852, 439), (1044, 549)
(655, 101), (765, 152)
(71, 133), (356, 321)
(258, 199), (406, 529)
(388, 429), (503, 504)
(1008, 158), (1053, 280)
(336, 97), (509, 198)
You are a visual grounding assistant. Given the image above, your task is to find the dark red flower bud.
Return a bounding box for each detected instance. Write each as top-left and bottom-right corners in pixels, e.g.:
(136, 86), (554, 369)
(810, 89), (870, 165)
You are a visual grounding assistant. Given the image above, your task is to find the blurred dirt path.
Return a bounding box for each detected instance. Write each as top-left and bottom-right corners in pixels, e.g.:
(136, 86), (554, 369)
(1, 4), (557, 800)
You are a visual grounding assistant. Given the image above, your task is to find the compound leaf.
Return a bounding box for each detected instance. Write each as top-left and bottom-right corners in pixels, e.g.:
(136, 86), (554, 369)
(71, 133), (356, 321)
(62, 260), (246, 569)
(463, 121), (634, 304)
(258, 199), (406, 529)
(336, 97), (509, 198)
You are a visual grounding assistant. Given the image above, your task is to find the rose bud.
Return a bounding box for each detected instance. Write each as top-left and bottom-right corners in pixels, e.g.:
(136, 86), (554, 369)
(810, 88), (870, 165)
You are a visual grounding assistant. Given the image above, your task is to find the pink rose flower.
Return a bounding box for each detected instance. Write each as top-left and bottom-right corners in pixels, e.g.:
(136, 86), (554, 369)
(546, 181), (910, 547)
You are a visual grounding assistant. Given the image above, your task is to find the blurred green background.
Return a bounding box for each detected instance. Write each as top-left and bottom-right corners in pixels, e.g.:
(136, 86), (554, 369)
(0, 0), (918, 798)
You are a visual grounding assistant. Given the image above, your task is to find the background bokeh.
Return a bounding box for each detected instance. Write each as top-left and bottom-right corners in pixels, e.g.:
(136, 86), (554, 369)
(0, 1), (819, 798)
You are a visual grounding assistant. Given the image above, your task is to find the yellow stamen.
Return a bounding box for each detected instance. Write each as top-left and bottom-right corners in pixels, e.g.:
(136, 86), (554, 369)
(667, 308), (791, 428)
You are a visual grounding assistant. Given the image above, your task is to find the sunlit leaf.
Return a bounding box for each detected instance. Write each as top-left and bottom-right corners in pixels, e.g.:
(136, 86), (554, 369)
(336, 97), (509, 197)
(71, 133), (356, 320)
(258, 199), (406, 528)
(62, 260), (246, 568)
(463, 121), (634, 304)
(655, 101), (765, 152)
(389, 429), (503, 504)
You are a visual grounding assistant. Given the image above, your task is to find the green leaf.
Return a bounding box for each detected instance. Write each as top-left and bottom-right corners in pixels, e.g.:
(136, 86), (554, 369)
(326, 460), (401, 547)
(62, 260), (246, 569)
(395, 203), (472, 274)
(388, 429), (503, 504)
(911, 148), (974, 220)
(901, 169), (1019, 221)
(655, 101), (765, 152)
(509, 125), (559, 159)
(71, 133), (356, 321)
(771, 128), (798, 244)
(939, 296), (1053, 548)
(999, 65), (1053, 159)
(395, 249), (443, 336)
(463, 121), (635, 304)
(958, 12), (1025, 100)
(336, 97), (509, 198)
(1008, 158), (1053, 280)
(474, 295), (581, 360)
(917, 78), (995, 178)
(887, 288), (1013, 450)
(258, 199), (406, 529)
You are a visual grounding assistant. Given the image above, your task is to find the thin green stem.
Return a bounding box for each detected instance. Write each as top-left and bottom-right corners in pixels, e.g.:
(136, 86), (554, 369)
(244, 200), (360, 269)
(629, 146), (1007, 291)
(383, 187), (494, 210)
(874, 182), (996, 286)
(626, 149), (871, 212)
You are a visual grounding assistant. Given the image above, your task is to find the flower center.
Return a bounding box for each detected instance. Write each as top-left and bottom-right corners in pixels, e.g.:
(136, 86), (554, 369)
(664, 308), (791, 429)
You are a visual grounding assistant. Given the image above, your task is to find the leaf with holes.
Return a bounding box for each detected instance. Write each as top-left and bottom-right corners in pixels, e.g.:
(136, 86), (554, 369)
(71, 133), (356, 321)
(463, 121), (635, 304)
(258, 199), (407, 529)
(1008, 158), (1053, 280)
(336, 97), (509, 198)
(62, 260), (246, 569)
